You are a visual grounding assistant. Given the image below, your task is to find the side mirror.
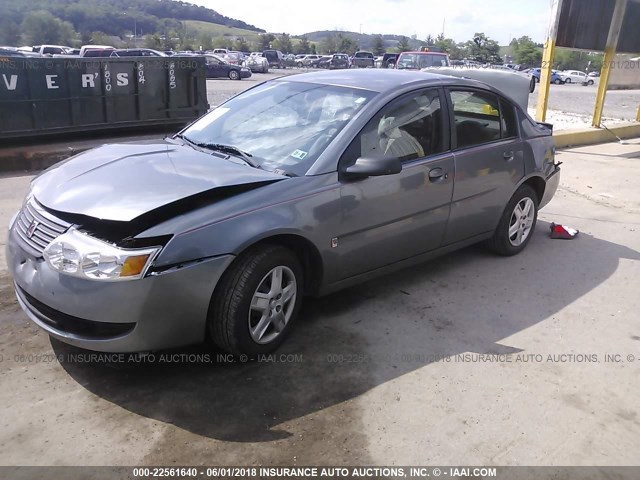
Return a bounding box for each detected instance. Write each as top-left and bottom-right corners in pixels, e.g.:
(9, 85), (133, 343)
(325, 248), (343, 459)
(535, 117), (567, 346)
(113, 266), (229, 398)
(342, 156), (402, 180)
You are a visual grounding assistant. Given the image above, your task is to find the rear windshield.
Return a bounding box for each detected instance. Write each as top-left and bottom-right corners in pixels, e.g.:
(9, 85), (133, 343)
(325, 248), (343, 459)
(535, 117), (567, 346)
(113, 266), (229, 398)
(397, 53), (449, 69)
(355, 52), (373, 58)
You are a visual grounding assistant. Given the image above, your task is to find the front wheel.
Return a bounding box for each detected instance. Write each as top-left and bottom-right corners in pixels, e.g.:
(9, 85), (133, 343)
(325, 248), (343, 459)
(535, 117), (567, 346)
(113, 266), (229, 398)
(554, 78), (561, 84)
(487, 185), (539, 256)
(228, 70), (240, 80)
(208, 245), (304, 356)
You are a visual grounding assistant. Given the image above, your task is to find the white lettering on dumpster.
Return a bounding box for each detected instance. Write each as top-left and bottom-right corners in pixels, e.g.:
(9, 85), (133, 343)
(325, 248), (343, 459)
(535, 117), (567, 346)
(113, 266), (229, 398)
(81, 73), (96, 88)
(45, 75), (59, 89)
(2, 74), (17, 90)
(169, 62), (176, 89)
(116, 72), (129, 86)
(104, 67), (111, 92)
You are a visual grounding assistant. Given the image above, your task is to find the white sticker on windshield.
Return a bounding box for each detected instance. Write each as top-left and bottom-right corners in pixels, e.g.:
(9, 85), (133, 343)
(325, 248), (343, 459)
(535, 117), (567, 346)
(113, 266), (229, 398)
(290, 149), (308, 160)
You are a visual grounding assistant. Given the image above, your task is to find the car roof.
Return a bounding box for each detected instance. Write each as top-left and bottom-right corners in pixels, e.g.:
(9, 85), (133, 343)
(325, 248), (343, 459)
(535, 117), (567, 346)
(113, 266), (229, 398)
(275, 69), (487, 94)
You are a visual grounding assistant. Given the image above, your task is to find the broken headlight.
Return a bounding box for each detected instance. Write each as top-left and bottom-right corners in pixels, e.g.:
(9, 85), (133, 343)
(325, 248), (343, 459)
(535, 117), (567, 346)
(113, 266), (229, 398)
(43, 228), (160, 281)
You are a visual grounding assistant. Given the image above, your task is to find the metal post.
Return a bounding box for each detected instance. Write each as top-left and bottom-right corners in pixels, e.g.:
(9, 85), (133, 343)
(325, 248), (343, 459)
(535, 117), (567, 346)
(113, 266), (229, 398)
(535, 0), (563, 122)
(592, 0), (628, 127)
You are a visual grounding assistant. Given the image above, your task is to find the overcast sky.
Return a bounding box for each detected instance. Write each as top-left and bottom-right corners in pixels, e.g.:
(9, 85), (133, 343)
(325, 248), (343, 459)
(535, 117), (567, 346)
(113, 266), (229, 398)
(195, 0), (552, 45)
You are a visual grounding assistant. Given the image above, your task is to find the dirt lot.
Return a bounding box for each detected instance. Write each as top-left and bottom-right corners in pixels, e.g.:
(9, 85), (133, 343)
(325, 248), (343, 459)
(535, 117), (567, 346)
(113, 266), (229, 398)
(0, 139), (639, 468)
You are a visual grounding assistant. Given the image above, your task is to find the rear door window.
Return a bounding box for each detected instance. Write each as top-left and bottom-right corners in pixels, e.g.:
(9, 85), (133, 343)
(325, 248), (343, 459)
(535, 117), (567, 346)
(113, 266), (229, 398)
(449, 90), (503, 148)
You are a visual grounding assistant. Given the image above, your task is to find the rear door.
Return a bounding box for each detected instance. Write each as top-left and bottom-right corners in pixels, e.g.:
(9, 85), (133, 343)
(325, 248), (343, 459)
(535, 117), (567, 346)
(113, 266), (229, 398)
(336, 88), (454, 279)
(443, 88), (524, 244)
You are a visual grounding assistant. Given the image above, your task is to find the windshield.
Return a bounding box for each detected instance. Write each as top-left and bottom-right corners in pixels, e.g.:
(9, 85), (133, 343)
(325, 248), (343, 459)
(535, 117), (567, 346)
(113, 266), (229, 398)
(181, 81), (376, 176)
(397, 53), (449, 69)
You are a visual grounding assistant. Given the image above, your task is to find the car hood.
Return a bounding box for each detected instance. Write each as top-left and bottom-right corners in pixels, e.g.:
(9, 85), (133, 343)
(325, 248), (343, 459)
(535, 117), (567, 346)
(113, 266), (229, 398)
(32, 142), (286, 222)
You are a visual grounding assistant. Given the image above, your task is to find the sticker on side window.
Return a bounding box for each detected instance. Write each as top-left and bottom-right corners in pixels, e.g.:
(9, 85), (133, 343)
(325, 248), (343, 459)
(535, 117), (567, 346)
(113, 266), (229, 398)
(290, 149), (308, 160)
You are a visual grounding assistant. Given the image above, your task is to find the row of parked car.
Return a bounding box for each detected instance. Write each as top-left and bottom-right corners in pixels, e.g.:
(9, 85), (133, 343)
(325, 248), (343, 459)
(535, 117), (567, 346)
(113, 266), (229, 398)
(525, 67), (598, 85)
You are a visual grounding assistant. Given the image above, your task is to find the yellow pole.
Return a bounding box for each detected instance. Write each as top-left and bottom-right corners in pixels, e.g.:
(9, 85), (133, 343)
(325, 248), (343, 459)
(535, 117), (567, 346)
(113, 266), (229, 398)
(592, 0), (628, 128)
(636, 103), (640, 122)
(535, 0), (563, 122)
(535, 40), (556, 122)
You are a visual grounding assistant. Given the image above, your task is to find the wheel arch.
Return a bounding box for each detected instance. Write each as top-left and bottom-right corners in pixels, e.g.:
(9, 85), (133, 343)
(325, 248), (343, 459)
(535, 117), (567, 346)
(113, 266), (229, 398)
(515, 174), (546, 204)
(227, 232), (325, 297)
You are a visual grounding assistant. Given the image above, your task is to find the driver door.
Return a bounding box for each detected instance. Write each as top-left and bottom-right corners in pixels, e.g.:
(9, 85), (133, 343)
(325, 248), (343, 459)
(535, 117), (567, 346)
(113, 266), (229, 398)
(335, 88), (454, 280)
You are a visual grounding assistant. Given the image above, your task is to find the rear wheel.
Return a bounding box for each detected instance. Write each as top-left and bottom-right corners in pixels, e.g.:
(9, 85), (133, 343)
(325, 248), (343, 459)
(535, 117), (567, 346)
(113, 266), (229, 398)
(208, 245), (304, 356)
(588, 80), (594, 86)
(487, 185), (539, 256)
(565, 78), (572, 83)
(228, 70), (240, 80)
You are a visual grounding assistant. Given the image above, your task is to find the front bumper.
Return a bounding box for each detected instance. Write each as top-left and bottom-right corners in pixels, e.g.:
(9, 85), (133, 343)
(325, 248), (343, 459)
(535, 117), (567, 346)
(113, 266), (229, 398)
(240, 69), (252, 78)
(7, 225), (234, 352)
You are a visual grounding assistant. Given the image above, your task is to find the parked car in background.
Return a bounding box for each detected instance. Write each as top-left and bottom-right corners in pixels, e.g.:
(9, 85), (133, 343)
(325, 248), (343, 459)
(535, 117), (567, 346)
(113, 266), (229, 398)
(32, 45), (72, 55)
(212, 48), (229, 56)
(0, 47), (39, 57)
(223, 51), (244, 65)
(382, 53), (399, 68)
(7, 69), (560, 356)
(263, 49), (285, 68)
(588, 71), (600, 77)
(243, 55), (269, 73)
(296, 54), (322, 67)
(112, 48), (166, 57)
(80, 45), (115, 57)
(351, 51), (374, 68)
(204, 54), (251, 80)
(396, 50), (450, 70)
(559, 70), (593, 85)
(283, 54), (297, 67)
(318, 53), (350, 69)
(528, 68), (564, 84)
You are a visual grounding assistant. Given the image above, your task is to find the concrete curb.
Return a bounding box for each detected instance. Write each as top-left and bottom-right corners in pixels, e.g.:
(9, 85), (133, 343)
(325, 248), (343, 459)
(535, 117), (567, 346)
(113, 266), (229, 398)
(553, 122), (640, 149)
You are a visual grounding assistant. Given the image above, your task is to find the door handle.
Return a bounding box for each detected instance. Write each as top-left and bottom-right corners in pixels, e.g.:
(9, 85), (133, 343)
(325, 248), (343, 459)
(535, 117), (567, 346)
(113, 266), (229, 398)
(428, 167), (446, 181)
(503, 151), (514, 160)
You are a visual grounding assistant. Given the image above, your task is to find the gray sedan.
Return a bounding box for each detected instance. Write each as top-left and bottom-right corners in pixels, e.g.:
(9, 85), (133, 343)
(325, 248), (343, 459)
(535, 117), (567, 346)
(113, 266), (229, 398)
(7, 70), (560, 356)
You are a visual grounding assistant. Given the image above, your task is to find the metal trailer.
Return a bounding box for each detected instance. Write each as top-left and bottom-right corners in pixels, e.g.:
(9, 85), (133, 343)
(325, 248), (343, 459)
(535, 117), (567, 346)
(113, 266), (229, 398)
(0, 56), (209, 140)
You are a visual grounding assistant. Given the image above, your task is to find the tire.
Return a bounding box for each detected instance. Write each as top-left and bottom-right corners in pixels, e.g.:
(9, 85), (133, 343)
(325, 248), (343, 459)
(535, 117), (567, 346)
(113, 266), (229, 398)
(297, 62), (303, 68)
(487, 185), (539, 256)
(228, 70), (240, 80)
(387, 62), (395, 69)
(554, 78), (561, 85)
(565, 78), (571, 83)
(588, 80), (594, 86)
(208, 244), (304, 356)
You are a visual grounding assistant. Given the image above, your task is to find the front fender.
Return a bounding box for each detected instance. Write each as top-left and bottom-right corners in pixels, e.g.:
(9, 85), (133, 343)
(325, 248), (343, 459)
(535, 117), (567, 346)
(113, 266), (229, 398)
(140, 174), (342, 271)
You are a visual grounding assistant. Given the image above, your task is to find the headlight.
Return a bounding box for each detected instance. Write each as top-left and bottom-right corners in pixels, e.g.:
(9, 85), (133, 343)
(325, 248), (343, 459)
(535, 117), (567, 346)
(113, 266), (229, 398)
(44, 228), (160, 281)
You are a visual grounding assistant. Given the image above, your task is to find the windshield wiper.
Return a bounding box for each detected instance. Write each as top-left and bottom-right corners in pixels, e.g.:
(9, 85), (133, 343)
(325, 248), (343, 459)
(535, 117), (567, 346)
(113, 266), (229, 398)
(196, 143), (261, 169)
(174, 135), (294, 176)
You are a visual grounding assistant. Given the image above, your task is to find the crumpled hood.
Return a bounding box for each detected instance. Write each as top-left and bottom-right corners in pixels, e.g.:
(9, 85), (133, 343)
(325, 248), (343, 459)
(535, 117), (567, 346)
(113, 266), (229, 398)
(32, 142), (285, 222)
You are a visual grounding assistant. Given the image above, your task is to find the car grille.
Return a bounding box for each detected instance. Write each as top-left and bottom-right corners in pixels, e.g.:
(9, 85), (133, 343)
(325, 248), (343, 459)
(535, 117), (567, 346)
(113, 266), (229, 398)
(13, 198), (70, 257)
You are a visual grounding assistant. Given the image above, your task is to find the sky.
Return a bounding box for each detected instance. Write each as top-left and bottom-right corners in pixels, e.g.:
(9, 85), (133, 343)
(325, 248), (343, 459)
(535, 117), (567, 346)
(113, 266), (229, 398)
(195, 0), (552, 45)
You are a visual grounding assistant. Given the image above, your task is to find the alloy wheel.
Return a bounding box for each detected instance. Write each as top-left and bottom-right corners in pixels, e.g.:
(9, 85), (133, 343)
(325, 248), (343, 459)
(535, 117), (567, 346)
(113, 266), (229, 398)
(508, 197), (535, 247)
(248, 266), (297, 344)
